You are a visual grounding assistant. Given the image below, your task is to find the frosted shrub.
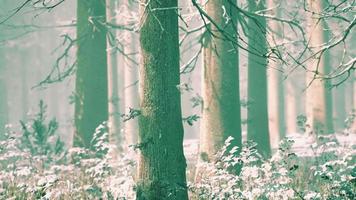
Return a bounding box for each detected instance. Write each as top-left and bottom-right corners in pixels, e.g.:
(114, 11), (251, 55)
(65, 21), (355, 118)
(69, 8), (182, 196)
(0, 105), (136, 200)
(192, 135), (355, 200)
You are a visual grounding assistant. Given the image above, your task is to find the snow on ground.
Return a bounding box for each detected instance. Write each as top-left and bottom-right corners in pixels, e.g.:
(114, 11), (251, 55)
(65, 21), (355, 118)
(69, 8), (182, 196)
(183, 132), (356, 164)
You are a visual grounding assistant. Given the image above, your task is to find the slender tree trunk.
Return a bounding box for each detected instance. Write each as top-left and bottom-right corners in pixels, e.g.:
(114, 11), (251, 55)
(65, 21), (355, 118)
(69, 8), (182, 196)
(124, 0), (139, 147)
(334, 84), (346, 130)
(21, 52), (28, 121)
(106, 0), (122, 147)
(0, 47), (8, 137)
(0, 79), (7, 130)
(305, 0), (334, 135)
(136, 0), (188, 199)
(267, 0), (286, 147)
(351, 76), (356, 132)
(74, 0), (108, 147)
(247, 0), (271, 157)
(285, 78), (298, 134)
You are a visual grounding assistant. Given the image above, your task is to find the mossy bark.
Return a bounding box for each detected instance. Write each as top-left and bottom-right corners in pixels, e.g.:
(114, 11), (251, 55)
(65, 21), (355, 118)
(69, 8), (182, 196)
(136, 0), (188, 199)
(200, 0), (242, 161)
(74, 0), (108, 147)
(247, 0), (271, 157)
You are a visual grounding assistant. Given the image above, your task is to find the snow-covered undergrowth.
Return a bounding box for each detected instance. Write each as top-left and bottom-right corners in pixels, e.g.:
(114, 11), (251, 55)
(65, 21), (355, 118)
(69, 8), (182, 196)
(0, 106), (136, 200)
(0, 104), (355, 199)
(191, 136), (356, 200)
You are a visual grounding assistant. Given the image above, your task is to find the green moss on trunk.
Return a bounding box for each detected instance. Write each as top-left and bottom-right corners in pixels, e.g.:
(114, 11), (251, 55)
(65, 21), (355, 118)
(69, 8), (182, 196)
(136, 0), (188, 199)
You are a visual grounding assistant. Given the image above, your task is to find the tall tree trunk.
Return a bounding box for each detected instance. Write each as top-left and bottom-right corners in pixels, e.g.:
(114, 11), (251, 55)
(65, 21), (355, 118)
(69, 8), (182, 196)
(267, 0), (286, 147)
(351, 76), (356, 132)
(285, 78), (298, 134)
(106, 0), (121, 147)
(21, 51), (28, 121)
(74, 0), (108, 147)
(0, 50), (7, 138)
(305, 0), (334, 135)
(0, 79), (7, 133)
(334, 84), (346, 130)
(200, 0), (241, 161)
(136, 0), (188, 199)
(124, 0), (139, 147)
(247, 0), (271, 157)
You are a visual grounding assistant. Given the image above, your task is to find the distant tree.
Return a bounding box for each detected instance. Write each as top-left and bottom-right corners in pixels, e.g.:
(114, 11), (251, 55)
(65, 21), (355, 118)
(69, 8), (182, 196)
(74, 0), (108, 147)
(20, 51), (28, 121)
(136, 0), (188, 199)
(123, 0), (139, 147)
(267, 0), (286, 145)
(107, 0), (122, 147)
(0, 47), (8, 137)
(305, 0), (334, 135)
(200, 0), (242, 161)
(334, 75), (346, 130)
(247, 0), (271, 157)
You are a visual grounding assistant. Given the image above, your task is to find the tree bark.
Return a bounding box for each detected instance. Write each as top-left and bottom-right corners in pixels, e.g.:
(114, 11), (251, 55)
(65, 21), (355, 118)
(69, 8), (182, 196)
(267, 0), (286, 147)
(305, 0), (334, 135)
(106, 0), (122, 147)
(124, 0), (139, 147)
(247, 0), (271, 157)
(285, 78), (298, 134)
(74, 0), (108, 147)
(200, 0), (242, 161)
(136, 0), (188, 199)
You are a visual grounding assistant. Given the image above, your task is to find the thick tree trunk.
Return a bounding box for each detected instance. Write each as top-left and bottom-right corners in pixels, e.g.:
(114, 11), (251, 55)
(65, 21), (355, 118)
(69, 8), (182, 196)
(136, 0), (188, 199)
(74, 0), (108, 147)
(200, 0), (242, 161)
(305, 0), (334, 135)
(247, 0), (271, 157)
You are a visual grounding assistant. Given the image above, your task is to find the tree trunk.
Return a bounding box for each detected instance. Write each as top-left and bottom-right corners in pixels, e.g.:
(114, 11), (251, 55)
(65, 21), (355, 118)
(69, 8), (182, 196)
(136, 0), (188, 199)
(124, 0), (139, 147)
(247, 0), (271, 157)
(267, 0), (286, 147)
(200, 0), (242, 161)
(106, 0), (122, 147)
(285, 78), (298, 134)
(0, 47), (8, 137)
(74, 0), (108, 148)
(20, 51), (28, 121)
(334, 84), (346, 130)
(305, 0), (334, 135)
